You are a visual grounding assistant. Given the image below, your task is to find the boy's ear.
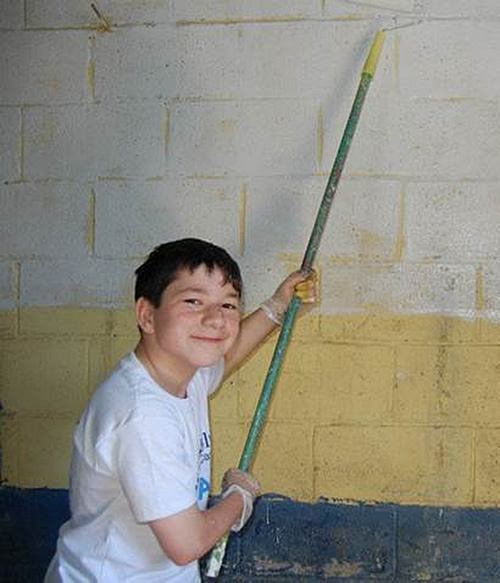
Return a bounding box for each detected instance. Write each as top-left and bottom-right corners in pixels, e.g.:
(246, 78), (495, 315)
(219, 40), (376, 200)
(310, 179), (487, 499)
(135, 297), (155, 334)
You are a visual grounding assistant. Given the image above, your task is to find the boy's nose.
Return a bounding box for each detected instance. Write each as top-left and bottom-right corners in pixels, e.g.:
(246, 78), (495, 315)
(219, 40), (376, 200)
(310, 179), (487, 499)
(203, 305), (224, 326)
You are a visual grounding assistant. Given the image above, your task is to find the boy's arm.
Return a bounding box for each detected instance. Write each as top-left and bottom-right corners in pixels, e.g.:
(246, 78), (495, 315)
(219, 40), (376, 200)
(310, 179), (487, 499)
(149, 492), (243, 566)
(224, 270), (315, 376)
(149, 469), (260, 566)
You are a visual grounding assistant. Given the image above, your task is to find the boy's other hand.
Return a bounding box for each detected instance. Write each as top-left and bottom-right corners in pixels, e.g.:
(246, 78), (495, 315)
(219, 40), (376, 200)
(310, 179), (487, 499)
(221, 468), (261, 532)
(221, 468), (261, 497)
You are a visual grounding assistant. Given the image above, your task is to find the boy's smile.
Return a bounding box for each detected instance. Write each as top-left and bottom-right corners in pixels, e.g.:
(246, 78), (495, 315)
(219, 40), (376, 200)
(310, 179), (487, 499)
(135, 265), (241, 395)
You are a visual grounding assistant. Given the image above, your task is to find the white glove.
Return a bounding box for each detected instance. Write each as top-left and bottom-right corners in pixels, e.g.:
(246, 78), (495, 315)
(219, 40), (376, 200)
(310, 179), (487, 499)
(221, 469), (261, 532)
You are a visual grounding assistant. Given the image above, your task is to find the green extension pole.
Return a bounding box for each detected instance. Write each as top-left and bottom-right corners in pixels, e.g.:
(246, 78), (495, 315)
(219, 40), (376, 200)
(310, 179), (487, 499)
(205, 30), (386, 579)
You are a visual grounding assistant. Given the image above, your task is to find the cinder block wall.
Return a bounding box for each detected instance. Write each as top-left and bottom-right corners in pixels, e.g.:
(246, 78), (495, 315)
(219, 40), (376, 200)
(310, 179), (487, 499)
(2, 0), (500, 510)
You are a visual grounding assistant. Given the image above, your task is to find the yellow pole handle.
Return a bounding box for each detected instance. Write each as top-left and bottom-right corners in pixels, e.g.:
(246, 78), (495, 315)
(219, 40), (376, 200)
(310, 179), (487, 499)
(362, 30), (385, 77)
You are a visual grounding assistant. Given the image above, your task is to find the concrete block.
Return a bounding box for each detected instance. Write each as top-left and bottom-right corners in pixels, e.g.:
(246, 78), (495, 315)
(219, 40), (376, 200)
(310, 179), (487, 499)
(18, 416), (75, 488)
(245, 23), (393, 102)
(475, 429), (500, 505)
(244, 175), (332, 258)
(173, 0), (321, 21)
(0, 338), (88, 414)
(421, 0), (500, 18)
(210, 420), (247, 487)
(481, 264), (500, 317)
(394, 345), (500, 426)
(236, 336), (324, 420)
(21, 258), (135, 307)
(321, 262), (476, 317)
(0, 0), (24, 28)
(319, 314), (353, 342)
(238, 253), (293, 312)
(26, 0), (92, 27)
(175, 24), (240, 100)
(0, 310), (17, 338)
(321, 31), (398, 177)
(480, 316), (500, 344)
(320, 313), (478, 345)
(268, 370), (324, 422)
(237, 340), (276, 419)
(0, 31), (88, 105)
(0, 182), (89, 258)
(238, 341), (323, 423)
(323, 89), (400, 179)
(87, 337), (113, 394)
(394, 345), (444, 425)
(397, 100), (500, 180)
(109, 336), (136, 365)
(0, 108), (21, 181)
(406, 182), (500, 263)
(235, 498), (396, 578)
(400, 21), (500, 99)
(251, 421), (313, 499)
(95, 25), (176, 101)
(392, 314), (477, 344)
(316, 344), (394, 423)
(19, 307), (113, 336)
(283, 340), (322, 374)
(398, 505), (500, 580)
(323, 0), (415, 17)
(111, 308), (138, 336)
(88, 336), (136, 395)
(0, 413), (19, 484)
(167, 100), (317, 178)
(0, 487), (71, 579)
(19, 306), (138, 340)
(246, 176), (400, 261)
(177, 21), (392, 100)
(0, 262), (16, 309)
(94, 178), (241, 258)
(289, 313), (320, 340)
(334, 98), (500, 181)
(314, 425), (472, 504)
(209, 377), (238, 420)
(24, 103), (165, 180)
(27, 0), (173, 28)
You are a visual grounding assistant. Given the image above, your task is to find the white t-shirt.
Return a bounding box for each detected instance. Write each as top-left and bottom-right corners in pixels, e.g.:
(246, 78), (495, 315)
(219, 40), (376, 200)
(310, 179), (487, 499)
(45, 352), (224, 582)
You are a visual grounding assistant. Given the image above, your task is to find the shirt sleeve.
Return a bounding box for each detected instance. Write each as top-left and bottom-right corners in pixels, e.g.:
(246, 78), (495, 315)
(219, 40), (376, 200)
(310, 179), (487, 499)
(115, 409), (197, 523)
(200, 358), (225, 396)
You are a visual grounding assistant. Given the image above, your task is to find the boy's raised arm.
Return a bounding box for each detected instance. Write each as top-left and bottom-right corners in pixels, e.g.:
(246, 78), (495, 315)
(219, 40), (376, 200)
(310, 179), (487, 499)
(223, 270), (316, 376)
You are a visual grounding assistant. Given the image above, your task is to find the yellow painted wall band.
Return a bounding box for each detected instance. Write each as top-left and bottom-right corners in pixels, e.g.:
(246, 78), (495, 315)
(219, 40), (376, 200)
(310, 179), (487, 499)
(362, 30), (385, 77)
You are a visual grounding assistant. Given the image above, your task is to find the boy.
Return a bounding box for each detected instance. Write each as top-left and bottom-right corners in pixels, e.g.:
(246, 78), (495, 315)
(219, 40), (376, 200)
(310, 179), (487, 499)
(45, 238), (313, 582)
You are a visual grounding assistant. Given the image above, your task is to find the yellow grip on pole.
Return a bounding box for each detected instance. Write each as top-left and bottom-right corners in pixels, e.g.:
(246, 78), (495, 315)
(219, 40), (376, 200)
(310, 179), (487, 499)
(362, 30), (385, 77)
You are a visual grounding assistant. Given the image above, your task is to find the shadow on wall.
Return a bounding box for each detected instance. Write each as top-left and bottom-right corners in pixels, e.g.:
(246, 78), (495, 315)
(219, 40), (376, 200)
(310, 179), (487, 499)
(2, 487), (500, 582)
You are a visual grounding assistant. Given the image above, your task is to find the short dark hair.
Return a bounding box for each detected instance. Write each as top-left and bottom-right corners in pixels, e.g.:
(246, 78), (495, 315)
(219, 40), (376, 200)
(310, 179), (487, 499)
(135, 238), (242, 307)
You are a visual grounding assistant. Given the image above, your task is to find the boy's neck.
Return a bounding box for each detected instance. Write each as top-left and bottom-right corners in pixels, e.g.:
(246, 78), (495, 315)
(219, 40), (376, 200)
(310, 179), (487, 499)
(134, 341), (194, 398)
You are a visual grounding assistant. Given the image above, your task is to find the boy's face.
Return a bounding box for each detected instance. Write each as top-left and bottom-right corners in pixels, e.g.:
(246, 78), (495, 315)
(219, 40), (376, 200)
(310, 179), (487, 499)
(140, 265), (241, 374)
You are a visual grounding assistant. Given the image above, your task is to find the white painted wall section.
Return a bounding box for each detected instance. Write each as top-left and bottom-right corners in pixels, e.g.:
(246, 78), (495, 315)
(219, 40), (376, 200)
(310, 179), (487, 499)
(1, 0), (500, 318)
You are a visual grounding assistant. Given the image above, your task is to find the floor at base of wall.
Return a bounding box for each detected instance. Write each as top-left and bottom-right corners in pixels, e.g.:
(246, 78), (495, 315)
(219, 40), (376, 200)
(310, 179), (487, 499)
(1, 487), (500, 582)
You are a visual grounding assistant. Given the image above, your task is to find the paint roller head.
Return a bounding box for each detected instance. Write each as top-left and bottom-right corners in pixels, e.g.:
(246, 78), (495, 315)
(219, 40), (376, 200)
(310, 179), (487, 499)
(382, 19), (425, 32)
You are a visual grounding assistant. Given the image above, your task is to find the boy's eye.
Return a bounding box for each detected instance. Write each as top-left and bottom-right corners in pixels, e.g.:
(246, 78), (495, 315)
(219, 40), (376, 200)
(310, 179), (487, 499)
(184, 298), (201, 305)
(222, 303), (239, 311)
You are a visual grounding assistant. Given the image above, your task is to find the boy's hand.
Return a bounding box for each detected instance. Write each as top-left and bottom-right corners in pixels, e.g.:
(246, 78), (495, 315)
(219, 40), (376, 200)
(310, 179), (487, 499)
(293, 270), (318, 304)
(221, 468), (261, 532)
(261, 270), (318, 325)
(274, 269), (318, 305)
